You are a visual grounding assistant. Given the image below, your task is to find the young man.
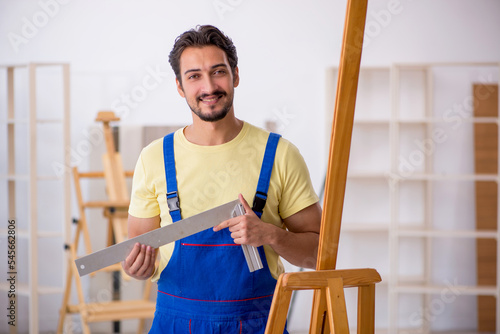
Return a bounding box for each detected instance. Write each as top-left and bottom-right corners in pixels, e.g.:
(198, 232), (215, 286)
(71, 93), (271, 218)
(122, 25), (321, 333)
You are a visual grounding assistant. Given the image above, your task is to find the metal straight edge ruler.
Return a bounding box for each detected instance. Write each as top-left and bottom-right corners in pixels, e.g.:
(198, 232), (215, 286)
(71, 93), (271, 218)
(75, 199), (264, 276)
(234, 202), (263, 272)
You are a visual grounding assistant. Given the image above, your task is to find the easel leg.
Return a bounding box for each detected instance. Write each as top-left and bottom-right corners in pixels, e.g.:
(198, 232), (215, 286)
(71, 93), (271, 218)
(70, 246), (91, 334)
(310, 291), (329, 334)
(357, 285), (375, 334)
(265, 276), (293, 334)
(57, 251), (74, 334)
(325, 278), (349, 334)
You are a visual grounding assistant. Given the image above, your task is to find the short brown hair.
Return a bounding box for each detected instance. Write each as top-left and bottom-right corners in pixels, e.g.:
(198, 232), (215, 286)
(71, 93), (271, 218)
(168, 25), (238, 83)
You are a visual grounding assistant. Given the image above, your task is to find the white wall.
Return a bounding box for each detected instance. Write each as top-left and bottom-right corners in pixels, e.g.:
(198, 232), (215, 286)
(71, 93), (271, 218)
(0, 0), (499, 333)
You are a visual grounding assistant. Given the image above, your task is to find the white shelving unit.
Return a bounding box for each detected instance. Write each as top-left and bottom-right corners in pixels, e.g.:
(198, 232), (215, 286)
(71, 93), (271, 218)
(327, 63), (500, 333)
(0, 63), (71, 334)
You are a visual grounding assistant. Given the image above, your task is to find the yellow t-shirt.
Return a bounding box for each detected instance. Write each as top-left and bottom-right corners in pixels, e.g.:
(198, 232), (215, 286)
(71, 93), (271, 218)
(128, 122), (319, 281)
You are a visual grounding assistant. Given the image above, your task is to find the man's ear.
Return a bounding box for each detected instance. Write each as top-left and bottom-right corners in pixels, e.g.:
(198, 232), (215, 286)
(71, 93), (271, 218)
(176, 78), (185, 98)
(233, 66), (239, 88)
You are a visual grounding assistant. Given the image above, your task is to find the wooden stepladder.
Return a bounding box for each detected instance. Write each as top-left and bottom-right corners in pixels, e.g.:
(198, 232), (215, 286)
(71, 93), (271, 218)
(98, 111), (130, 246)
(265, 0), (381, 333)
(57, 111), (155, 334)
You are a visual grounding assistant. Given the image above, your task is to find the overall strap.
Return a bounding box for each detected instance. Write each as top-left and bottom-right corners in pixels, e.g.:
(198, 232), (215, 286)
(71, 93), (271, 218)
(163, 132), (182, 222)
(253, 133), (281, 219)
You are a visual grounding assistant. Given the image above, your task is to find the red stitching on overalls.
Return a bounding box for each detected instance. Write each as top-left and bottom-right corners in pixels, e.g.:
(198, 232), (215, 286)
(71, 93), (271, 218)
(159, 290), (274, 303)
(181, 243), (239, 247)
(189, 319), (192, 334)
(239, 320), (243, 334)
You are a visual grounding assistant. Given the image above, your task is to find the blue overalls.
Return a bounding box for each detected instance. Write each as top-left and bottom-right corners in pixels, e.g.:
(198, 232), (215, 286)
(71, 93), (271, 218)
(149, 132), (288, 334)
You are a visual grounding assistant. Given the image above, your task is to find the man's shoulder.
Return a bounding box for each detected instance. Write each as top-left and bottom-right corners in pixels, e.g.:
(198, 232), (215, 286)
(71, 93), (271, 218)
(243, 122), (296, 155)
(140, 137), (164, 160)
(243, 122), (268, 137)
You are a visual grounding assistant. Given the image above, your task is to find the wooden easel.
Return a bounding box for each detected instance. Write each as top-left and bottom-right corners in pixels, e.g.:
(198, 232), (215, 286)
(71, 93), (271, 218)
(57, 111), (155, 334)
(265, 0), (381, 333)
(98, 111), (130, 245)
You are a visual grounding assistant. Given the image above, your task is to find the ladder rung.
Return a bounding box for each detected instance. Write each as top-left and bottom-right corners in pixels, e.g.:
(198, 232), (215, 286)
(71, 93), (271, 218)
(66, 300), (155, 322)
(83, 200), (130, 208)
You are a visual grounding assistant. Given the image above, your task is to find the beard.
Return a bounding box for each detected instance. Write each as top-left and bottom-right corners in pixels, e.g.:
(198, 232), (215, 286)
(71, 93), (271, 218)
(187, 90), (234, 122)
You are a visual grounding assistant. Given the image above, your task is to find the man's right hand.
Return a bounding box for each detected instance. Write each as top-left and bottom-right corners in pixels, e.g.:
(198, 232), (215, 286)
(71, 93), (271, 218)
(122, 242), (157, 280)
(124, 214), (161, 280)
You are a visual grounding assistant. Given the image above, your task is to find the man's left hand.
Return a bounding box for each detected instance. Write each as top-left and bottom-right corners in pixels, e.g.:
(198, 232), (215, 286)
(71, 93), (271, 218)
(213, 193), (273, 247)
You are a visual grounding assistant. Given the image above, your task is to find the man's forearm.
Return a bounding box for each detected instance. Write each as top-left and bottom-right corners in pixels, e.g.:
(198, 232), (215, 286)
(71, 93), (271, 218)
(266, 226), (319, 269)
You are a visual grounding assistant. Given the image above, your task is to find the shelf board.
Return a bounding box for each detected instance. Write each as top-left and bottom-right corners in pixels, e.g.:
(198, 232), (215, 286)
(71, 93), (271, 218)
(0, 228), (28, 238)
(467, 117), (499, 124)
(36, 119), (64, 124)
(0, 64), (29, 69)
(347, 172), (390, 179)
(38, 231), (64, 238)
(397, 119), (431, 124)
(0, 174), (29, 181)
(29, 62), (70, 67)
(0, 62), (69, 68)
(396, 173), (498, 182)
(37, 175), (62, 181)
(345, 172), (498, 181)
(1, 118), (64, 124)
(397, 275), (427, 284)
(0, 174), (63, 181)
(396, 283), (497, 296)
(342, 223), (389, 232)
(394, 61), (500, 69)
(353, 119), (390, 125)
(375, 329), (490, 334)
(0, 282), (64, 296)
(396, 229), (497, 239)
(398, 117), (498, 124)
(1, 118), (29, 124)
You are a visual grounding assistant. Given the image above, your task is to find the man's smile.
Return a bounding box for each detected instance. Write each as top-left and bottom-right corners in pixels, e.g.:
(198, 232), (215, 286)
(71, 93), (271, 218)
(198, 93), (225, 105)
